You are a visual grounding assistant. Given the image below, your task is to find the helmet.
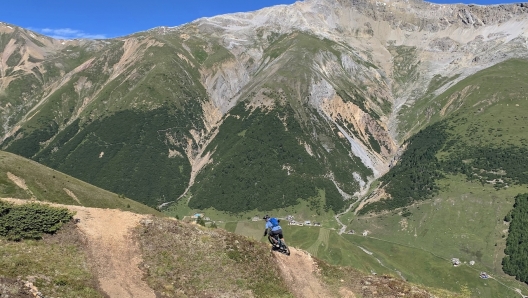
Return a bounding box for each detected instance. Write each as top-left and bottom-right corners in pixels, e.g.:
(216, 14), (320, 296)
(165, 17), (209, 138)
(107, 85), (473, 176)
(263, 215), (270, 221)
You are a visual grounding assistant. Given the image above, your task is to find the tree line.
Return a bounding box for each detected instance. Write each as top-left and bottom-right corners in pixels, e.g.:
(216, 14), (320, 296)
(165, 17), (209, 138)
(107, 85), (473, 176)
(503, 193), (528, 284)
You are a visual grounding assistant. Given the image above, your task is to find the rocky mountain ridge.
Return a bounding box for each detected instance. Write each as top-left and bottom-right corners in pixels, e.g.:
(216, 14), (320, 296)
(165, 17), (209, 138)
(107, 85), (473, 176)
(179, 0), (528, 130)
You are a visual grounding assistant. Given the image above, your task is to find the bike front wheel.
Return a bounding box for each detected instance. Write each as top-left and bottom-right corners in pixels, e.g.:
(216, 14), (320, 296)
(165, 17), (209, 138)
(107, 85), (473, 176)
(280, 241), (290, 256)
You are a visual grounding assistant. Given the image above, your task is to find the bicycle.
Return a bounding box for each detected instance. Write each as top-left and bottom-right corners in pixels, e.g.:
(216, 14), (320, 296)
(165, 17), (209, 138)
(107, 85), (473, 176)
(268, 233), (290, 256)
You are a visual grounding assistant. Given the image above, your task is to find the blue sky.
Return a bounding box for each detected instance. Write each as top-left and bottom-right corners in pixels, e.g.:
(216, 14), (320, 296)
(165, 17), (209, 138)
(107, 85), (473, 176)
(1, 0), (521, 39)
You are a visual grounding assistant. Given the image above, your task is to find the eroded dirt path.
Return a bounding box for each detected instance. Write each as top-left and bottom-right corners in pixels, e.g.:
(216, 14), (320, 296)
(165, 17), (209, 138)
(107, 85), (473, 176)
(2, 198), (155, 298)
(274, 247), (334, 298)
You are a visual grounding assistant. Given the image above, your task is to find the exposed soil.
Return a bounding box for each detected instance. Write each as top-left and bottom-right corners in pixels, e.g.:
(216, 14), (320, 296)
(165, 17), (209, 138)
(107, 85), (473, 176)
(274, 247), (333, 298)
(0, 277), (33, 298)
(7, 172), (29, 191)
(63, 187), (81, 204)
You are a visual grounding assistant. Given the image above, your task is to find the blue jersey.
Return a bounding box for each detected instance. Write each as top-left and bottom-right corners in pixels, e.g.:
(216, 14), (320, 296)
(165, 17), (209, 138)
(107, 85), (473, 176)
(265, 220), (282, 231)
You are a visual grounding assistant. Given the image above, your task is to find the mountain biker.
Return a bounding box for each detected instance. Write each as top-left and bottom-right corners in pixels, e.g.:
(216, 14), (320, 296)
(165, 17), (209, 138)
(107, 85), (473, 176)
(263, 215), (284, 249)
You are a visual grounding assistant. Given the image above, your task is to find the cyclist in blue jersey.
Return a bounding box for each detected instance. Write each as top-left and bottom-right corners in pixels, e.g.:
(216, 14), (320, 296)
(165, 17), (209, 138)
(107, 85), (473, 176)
(263, 215), (284, 248)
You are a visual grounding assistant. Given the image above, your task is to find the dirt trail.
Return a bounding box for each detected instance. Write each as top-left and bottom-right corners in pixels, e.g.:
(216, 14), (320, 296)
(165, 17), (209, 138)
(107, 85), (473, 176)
(274, 247), (334, 298)
(1, 198), (155, 298)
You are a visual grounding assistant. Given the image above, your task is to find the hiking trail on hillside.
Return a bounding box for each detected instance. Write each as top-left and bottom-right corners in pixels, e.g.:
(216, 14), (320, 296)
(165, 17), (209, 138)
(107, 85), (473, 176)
(2, 198), (156, 298)
(2, 198), (348, 298)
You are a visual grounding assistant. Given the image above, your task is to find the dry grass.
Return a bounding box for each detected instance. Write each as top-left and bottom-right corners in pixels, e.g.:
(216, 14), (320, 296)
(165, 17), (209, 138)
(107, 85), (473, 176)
(136, 218), (456, 298)
(136, 218), (292, 298)
(0, 222), (105, 298)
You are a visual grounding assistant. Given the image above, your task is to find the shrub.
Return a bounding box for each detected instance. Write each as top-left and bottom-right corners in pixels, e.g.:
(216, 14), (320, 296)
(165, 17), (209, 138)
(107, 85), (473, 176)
(0, 201), (73, 241)
(196, 216), (206, 226)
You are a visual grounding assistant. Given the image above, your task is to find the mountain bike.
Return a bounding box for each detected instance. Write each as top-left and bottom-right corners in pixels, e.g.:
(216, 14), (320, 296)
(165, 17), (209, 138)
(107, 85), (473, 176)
(268, 234), (290, 256)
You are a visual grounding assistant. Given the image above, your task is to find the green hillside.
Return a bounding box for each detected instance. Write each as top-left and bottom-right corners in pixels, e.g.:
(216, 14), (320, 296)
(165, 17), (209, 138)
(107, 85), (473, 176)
(2, 34), (208, 208)
(0, 221), (105, 298)
(2, 30), (378, 211)
(2, 3), (528, 297)
(137, 217), (447, 297)
(0, 150), (160, 215)
(503, 193), (528, 283)
(30, 108), (195, 208)
(188, 104), (367, 213)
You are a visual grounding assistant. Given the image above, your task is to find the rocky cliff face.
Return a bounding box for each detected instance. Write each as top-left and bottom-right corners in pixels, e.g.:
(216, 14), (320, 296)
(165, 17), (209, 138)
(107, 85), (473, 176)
(1, 0), (527, 210)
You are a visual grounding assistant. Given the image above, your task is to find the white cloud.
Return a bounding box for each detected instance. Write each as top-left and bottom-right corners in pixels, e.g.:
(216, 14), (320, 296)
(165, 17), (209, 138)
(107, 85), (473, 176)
(37, 28), (106, 40)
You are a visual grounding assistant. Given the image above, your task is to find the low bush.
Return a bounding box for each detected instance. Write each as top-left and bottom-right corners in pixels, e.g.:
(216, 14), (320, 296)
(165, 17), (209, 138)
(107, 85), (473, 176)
(0, 200), (73, 241)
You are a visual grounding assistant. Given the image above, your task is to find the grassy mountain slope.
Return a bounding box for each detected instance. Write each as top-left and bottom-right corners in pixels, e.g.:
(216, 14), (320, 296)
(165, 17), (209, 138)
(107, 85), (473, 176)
(2, 28), (383, 212)
(187, 103), (367, 213)
(217, 218), (500, 297)
(0, 150), (160, 215)
(2, 32), (210, 207)
(0, 221), (105, 298)
(1, 0), (528, 215)
(137, 217), (450, 297)
(185, 30), (389, 213)
(1, 1), (528, 296)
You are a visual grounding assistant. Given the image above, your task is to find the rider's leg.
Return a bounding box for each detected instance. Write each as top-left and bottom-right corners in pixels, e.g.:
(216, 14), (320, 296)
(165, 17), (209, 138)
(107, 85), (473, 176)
(270, 231), (280, 247)
(273, 230), (284, 247)
(268, 234), (278, 248)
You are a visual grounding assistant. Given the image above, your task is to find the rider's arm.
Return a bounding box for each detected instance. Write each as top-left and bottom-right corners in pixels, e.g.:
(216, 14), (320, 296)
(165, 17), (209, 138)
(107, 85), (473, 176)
(264, 221), (272, 236)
